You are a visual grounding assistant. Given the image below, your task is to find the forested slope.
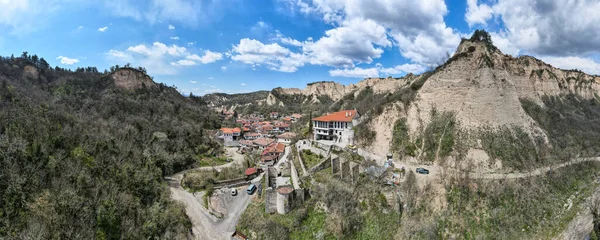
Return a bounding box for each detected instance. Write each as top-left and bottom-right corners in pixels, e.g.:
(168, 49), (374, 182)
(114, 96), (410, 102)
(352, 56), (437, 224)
(0, 54), (221, 239)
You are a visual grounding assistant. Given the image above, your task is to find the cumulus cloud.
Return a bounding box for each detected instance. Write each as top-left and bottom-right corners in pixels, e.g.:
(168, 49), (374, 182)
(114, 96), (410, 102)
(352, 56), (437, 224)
(56, 56), (79, 65)
(329, 63), (426, 78)
(282, 0), (460, 66)
(170, 36), (180, 40)
(241, 83), (247, 86)
(185, 50), (223, 64)
(230, 38), (306, 72)
(540, 56), (600, 75)
(107, 42), (221, 75)
(304, 18), (391, 68)
(221, 66), (227, 71)
(98, 26), (108, 32)
(467, 0), (600, 57)
(279, 37), (303, 47)
(189, 80), (197, 84)
(168, 24), (175, 30)
(329, 67), (379, 78)
(465, 0), (494, 27)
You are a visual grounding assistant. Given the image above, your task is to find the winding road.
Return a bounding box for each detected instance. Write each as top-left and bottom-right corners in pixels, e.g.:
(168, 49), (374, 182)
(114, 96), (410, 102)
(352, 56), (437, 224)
(167, 146), (293, 240)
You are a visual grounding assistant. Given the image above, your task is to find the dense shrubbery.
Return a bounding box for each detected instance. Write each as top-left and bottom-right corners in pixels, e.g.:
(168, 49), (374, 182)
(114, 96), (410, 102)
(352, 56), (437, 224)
(0, 55), (221, 238)
(479, 126), (546, 170)
(522, 95), (600, 159)
(420, 109), (457, 162)
(440, 161), (600, 239)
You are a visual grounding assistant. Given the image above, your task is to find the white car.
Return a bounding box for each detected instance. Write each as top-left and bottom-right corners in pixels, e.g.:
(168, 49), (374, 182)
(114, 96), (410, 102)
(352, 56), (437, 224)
(230, 188), (238, 196)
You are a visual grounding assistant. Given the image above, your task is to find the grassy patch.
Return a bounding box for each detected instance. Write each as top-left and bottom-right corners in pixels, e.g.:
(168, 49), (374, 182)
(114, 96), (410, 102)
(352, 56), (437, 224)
(197, 156), (228, 167)
(301, 149), (323, 169)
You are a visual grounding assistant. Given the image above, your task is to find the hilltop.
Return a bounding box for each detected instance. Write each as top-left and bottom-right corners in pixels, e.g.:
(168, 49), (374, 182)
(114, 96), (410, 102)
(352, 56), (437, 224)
(0, 54), (221, 238)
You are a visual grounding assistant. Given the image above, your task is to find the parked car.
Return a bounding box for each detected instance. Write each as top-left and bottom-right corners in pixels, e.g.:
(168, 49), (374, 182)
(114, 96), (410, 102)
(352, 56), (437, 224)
(231, 188), (238, 196)
(246, 184), (257, 195)
(416, 167), (429, 175)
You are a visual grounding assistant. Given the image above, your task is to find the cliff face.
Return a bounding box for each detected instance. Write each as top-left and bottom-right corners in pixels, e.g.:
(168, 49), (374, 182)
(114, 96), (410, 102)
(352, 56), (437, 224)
(267, 77), (413, 106)
(111, 68), (155, 90)
(362, 38), (600, 162)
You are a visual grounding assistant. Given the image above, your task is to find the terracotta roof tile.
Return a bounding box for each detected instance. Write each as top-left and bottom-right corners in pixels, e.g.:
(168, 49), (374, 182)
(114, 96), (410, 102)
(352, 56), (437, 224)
(312, 110), (358, 122)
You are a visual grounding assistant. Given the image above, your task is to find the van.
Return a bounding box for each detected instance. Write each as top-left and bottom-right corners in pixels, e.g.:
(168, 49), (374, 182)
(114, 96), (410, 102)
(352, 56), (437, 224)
(246, 184), (257, 195)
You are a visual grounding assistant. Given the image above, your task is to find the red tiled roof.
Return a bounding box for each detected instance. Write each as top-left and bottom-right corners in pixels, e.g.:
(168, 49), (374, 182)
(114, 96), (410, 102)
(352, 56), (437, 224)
(275, 123), (290, 128)
(245, 132), (261, 137)
(239, 140), (254, 146)
(242, 127), (250, 132)
(245, 167), (258, 176)
(263, 142), (285, 155)
(261, 155), (277, 162)
(312, 110), (358, 122)
(291, 114), (302, 119)
(253, 137), (275, 146)
(277, 132), (297, 139)
(220, 127), (241, 134)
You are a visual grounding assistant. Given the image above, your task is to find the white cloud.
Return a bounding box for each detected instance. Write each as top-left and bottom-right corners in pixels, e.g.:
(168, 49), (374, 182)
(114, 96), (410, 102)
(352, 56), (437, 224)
(168, 24), (175, 30)
(329, 67), (379, 78)
(379, 63), (427, 75)
(189, 80), (197, 84)
(467, 0), (600, 57)
(540, 56), (600, 75)
(329, 63), (426, 78)
(170, 59), (196, 66)
(56, 56), (79, 65)
(283, 0), (461, 66)
(221, 66), (227, 71)
(185, 50), (223, 64)
(187, 41), (196, 46)
(77, 25), (83, 29)
(208, 77), (214, 80)
(280, 37), (303, 47)
(170, 36), (180, 40)
(98, 26), (108, 32)
(128, 42), (187, 57)
(241, 83), (247, 86)
(108, 42), (220, 75)
(230, 38), (306, 72)
(465, 0), (493, 27)
(304, 18), (390, 68)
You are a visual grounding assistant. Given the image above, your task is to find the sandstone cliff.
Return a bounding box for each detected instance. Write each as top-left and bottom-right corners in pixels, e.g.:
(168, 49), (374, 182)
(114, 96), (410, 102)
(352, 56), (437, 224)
(363, 36), (600, 164)
(111, 68), (155, 90)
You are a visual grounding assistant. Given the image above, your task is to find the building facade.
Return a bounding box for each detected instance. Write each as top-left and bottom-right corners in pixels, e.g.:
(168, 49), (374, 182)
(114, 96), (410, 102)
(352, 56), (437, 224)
(312, 110), (360, 146)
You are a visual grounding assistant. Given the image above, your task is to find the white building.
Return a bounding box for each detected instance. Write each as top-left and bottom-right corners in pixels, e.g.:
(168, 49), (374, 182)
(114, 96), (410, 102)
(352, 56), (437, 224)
(217, 127), (242, 142)
(312, 110), (360, 146)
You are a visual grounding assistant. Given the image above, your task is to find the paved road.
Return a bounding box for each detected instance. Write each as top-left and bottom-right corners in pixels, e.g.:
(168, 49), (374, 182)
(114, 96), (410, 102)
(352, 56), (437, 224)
(168, 171), (262, 240)
(167, 146), (292, 240)
(356, 147), (600, 180)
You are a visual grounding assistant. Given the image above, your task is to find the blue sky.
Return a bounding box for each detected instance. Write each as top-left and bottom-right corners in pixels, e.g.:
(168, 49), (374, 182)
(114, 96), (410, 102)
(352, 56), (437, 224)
(1, 0), (600, 95)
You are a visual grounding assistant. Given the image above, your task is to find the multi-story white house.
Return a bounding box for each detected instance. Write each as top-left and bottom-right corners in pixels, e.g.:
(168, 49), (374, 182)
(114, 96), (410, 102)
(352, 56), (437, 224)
(217, 127), (242, 142)
(312, 110), (360, 146)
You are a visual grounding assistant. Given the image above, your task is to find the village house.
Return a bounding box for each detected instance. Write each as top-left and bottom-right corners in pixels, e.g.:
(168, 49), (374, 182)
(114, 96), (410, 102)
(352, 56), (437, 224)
(276, 132), (297, 144)
(312, 110), (361, 146)
(253, 137), (275, 150)
(244, 132), (262, 140)
(270, 112), (279, 119)
(217, 127), (242, 142)
(273, 122), (290, 134)
(261, 142), (286, 165)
